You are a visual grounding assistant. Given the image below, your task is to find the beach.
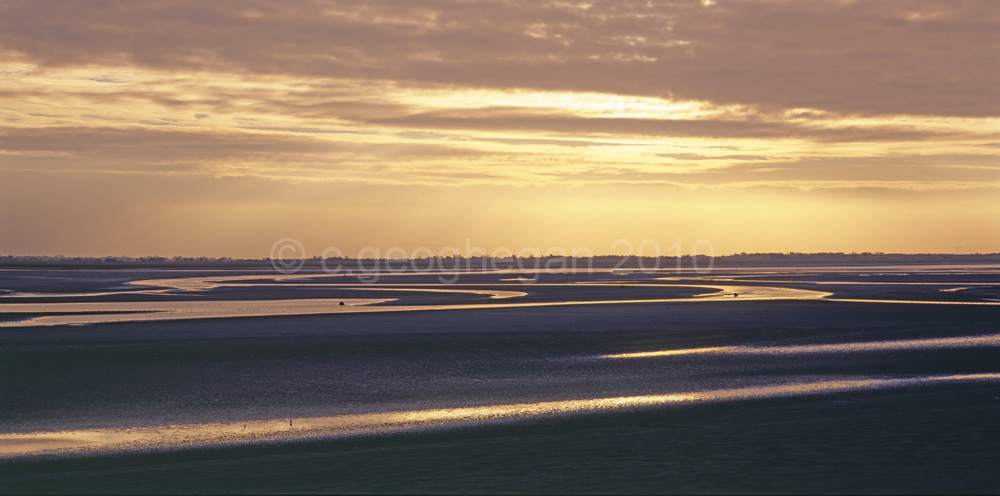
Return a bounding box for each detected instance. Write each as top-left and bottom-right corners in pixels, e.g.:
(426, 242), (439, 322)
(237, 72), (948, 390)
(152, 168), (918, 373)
(1, 264), (998, 492)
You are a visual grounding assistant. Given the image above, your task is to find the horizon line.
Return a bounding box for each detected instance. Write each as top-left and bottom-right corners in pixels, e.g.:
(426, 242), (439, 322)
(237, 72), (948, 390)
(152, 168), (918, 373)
(3, 252), (999, 262)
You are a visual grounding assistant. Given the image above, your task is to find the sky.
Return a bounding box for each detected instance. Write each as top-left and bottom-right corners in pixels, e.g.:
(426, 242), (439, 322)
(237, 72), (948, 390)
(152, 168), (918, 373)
(1, 0), (998, 258)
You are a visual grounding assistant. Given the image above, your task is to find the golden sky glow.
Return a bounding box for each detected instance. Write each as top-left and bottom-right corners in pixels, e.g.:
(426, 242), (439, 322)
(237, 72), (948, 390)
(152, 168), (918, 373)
(1, 0), (998, 257)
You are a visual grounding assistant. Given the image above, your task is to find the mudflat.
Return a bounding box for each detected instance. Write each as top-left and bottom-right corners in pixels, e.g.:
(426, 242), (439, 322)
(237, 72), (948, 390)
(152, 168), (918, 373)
(1, 265), (998, 493)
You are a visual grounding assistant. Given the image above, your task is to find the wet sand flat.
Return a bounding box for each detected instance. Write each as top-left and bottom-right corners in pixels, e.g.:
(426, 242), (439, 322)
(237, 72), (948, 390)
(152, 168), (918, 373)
(1, 265), (998, 492)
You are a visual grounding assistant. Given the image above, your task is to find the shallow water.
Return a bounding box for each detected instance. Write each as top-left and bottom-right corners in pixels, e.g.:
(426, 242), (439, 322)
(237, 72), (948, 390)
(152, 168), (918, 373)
(603, 333), (1000, 358)
(0, 275), (833, 326)
(4, 373), (997, 458)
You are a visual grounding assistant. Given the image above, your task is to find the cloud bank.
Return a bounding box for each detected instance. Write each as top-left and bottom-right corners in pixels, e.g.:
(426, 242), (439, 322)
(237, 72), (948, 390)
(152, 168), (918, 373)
(1, 0), (997, 255)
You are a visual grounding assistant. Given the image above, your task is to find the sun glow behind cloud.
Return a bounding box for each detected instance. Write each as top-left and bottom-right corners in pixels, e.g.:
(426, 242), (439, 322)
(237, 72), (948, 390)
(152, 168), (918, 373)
(0, 0), (997, 256)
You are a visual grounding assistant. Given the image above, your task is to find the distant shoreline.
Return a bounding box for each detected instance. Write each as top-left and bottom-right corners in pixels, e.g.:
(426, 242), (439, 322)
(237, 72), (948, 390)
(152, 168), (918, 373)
(2, 253), (999, 270)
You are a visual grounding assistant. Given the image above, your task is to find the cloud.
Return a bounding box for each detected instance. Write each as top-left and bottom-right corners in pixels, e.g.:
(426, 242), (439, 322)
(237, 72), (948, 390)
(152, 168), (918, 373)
(363, 110), (968, 142)
(0, 126), (496, 182)
(1, 0), (997, 255)
(2, 125), (994, 190)
(0, 0), (995, 117)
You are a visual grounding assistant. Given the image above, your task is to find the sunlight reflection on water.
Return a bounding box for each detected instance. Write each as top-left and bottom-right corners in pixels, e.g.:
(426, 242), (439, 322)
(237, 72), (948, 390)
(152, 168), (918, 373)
(603, 334), (1000, 359)
(0, 298), (395, 326)
(0, 279), (831, 326)
(1, 373), (997, 458)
